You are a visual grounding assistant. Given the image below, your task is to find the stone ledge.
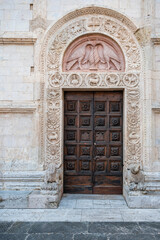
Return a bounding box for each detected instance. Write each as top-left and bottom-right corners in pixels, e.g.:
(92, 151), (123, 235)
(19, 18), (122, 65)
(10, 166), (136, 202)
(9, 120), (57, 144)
(0, 172), (45, 191)
(0, 32), (37, 44)
(0, 103), (37, 113)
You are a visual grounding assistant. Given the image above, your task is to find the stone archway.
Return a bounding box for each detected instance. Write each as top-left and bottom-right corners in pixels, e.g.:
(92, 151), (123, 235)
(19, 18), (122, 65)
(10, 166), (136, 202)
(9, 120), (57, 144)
(40, 6), (142, 207)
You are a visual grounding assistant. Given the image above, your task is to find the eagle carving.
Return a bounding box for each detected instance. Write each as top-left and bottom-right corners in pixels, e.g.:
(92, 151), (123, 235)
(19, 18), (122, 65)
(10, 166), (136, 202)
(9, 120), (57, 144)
(64, 37), (124, 71)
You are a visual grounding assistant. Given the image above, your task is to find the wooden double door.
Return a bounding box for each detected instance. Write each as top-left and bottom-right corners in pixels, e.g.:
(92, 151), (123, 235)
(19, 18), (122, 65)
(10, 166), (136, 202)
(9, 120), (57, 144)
(64, 91), (123, 194)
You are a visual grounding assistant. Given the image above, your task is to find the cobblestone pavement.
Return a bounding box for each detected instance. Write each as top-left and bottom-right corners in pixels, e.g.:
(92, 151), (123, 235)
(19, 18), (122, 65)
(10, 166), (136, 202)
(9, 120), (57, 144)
(0, 222), (160, 240)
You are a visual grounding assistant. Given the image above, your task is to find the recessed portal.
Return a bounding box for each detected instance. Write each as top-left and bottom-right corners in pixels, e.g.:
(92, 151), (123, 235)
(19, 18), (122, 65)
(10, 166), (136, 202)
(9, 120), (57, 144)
(64, 91), (123, 194)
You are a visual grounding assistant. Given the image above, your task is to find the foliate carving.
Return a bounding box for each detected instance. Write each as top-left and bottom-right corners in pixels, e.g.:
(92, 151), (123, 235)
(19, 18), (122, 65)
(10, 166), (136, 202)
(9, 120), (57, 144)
(63, 34), (124, 71)
(47, 89), (60, 100)
(127, 88), (141, 166)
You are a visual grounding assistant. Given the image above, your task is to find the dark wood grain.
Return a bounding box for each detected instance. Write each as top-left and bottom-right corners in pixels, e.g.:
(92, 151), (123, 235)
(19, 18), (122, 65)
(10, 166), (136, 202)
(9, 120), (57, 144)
(64, 91), (123, 194)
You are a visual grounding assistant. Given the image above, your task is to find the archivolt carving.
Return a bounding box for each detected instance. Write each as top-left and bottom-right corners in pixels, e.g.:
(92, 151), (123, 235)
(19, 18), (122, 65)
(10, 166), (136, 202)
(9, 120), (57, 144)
(47, 16), (140, 72)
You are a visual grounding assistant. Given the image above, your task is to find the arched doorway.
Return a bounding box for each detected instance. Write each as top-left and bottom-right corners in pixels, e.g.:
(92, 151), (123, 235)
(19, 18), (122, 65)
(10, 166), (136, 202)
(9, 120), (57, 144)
(40, 6), (142, 207)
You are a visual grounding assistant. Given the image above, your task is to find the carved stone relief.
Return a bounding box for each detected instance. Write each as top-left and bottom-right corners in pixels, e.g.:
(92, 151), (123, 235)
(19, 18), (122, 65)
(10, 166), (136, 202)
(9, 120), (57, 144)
(47, 15), (141, 73)
(63, 34), (125, 71)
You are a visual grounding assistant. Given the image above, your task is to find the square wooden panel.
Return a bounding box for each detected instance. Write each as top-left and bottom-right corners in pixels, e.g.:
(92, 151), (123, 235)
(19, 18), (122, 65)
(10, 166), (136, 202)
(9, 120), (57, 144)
(79, 145), (92, 159)
(65, 116), (77, 127)
(109, 101), (121, 113)
(110, 116), (121, 127)
(79, 101), (91, 112)
(109, 131), (121, 142)
(66, 100), (77, 112)
(80, 130), (92, 142)
(94, 101), (106, 112)
(95, 116), (106, 127)
(80, 161), (91, 171)
(80, 116), (92, 127)
(65, 130), (77, 141)
(109, 160), (122, 173)
(65, 145), (77, 156)
(109, 146), (121, 157)
(95, 161), (107, 172)
(65, 160), (77, 172)
(95, 131), (107, 142)
(95, 146), (106, 157)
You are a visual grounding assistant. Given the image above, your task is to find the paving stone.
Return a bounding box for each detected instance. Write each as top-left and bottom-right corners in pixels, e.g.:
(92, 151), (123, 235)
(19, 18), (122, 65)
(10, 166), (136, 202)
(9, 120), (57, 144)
(0, 234), (27, 240)
(7, 222), (33, 233)
(107, 234), (157, 240)
(27, 233), (73, 240)
(28, 222), (88, 234)
(0, 222), (13, 233)
(88, 222), (142, 234)
(139, 222), (160, 234)
(155, 235), (160, 240)
(74, 233), (106, 240)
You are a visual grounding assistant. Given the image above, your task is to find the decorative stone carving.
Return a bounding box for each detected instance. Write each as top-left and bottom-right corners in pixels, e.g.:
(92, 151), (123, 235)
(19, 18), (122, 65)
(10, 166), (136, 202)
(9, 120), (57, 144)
(47, 131), (59, 144)
(123, 73), (139, 87)
(39, 7), (142, 207)
(63, 34), (125, 71)
(126, 89), (141, 166)
(87, 73), (101, 86)
(67, 74), (82, 87)
(49, 73), (63, 87)
(105, 73), (120, 85)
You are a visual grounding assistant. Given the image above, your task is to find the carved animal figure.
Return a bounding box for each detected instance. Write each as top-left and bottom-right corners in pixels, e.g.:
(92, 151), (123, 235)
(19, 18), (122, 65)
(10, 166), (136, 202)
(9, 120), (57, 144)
(66, 40), (121, 71)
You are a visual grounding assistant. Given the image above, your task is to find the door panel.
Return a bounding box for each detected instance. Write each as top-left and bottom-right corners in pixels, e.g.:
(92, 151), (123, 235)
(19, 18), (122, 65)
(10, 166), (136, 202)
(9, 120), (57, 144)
(64, 91), (123, 194)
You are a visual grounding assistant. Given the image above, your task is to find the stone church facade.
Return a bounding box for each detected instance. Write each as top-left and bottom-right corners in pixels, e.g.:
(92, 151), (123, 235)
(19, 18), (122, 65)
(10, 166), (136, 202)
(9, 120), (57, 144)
(0, 0), (160, 208)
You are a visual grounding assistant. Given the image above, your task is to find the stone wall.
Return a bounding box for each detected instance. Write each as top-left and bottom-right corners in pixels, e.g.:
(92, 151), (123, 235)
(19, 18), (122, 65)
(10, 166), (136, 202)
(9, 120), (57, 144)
(0, 0), (160, 208)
